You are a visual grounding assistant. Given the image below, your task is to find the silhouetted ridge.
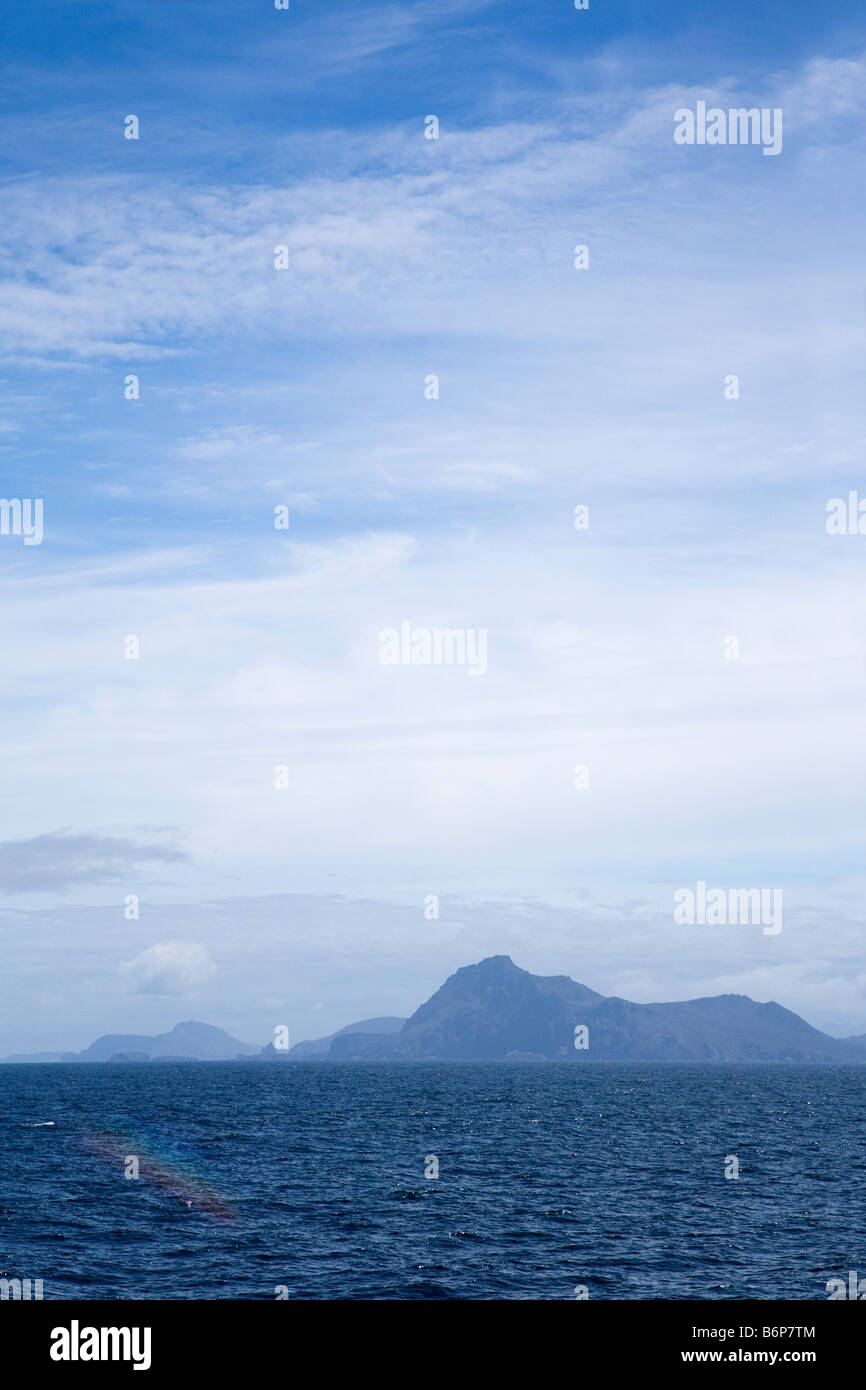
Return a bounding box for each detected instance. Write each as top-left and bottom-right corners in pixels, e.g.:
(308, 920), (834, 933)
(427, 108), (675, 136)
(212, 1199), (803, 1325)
(322, 957), (866, 1063)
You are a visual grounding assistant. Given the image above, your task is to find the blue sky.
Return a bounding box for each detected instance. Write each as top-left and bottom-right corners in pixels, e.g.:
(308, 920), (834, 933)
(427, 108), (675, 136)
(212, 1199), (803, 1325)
(0, 0), (864, 1050)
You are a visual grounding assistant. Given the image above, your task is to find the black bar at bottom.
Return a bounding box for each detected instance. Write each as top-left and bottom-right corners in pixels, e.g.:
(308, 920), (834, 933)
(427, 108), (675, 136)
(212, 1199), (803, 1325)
(1, 1298), (858, 1375)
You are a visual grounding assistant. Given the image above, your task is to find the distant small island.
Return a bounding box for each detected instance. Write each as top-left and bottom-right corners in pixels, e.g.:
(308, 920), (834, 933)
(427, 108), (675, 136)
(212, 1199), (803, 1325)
(0, 1020), (263, 1065)
(5, 956), (866, 1065)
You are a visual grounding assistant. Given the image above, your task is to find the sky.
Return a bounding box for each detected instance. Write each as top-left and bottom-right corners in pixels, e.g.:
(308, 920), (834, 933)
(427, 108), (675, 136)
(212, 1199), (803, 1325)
(0, 0), (864, 1052)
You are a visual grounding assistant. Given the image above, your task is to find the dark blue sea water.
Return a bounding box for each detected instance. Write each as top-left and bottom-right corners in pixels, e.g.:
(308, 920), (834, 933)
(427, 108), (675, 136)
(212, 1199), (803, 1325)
(1, 1063), (863, 1300)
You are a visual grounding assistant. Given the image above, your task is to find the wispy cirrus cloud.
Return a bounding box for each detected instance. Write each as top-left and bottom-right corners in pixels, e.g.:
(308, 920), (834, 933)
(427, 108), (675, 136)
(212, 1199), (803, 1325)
(0, 50), (863, 363)
(0, 3), (863, 1053)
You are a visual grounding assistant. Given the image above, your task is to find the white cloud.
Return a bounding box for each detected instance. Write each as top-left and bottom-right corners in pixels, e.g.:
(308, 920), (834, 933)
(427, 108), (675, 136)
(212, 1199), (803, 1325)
(0, 51), (863, 362)
(0, 35), (863, 1049)
(118, 941), (216, 996)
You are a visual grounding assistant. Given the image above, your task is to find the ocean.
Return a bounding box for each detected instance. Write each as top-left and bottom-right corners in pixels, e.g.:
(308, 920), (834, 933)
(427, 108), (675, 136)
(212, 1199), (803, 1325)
(1, 1062), (862, 1300)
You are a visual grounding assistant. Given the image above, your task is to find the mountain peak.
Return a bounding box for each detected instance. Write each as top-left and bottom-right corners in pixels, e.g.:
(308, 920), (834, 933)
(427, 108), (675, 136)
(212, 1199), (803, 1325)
(70, 1020), (260, 1063)
(327, 957), (866, 1064)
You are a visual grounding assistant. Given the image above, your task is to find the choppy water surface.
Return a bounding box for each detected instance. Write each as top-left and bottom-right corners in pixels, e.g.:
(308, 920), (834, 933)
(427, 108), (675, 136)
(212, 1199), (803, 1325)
(1, 1062), (862, 1299)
